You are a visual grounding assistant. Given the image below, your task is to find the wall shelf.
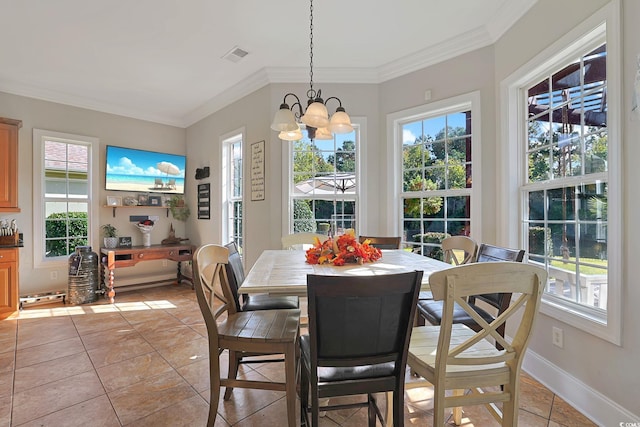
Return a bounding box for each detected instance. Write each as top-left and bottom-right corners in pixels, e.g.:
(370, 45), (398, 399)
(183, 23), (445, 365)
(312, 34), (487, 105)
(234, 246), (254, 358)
(104, 205), (170, 218)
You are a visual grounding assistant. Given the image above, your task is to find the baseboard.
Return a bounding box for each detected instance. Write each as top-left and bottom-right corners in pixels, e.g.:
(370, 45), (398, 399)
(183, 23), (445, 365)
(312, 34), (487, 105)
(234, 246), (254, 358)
(522, 349), (639, 426)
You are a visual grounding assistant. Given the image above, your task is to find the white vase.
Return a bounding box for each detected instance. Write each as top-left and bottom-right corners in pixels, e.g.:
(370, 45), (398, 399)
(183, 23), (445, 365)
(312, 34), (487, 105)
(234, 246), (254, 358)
(141, 231), (151, 247)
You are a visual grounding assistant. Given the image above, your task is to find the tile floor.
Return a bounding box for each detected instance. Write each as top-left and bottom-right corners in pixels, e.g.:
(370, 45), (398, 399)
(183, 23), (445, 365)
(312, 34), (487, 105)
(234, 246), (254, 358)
(0, 284), (598, 426)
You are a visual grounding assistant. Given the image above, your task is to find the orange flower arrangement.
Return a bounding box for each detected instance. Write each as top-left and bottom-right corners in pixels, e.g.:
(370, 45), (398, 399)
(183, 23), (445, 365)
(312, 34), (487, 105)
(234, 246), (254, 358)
(305, 229), (382, 266)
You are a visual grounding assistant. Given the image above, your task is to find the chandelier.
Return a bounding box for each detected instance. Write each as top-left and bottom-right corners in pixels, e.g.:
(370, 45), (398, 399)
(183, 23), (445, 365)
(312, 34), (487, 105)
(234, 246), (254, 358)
(270, 0), (353, 141)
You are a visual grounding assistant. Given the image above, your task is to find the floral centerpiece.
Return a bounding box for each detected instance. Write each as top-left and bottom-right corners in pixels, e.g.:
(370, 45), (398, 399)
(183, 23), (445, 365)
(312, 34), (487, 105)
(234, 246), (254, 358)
(305, 229), (382, 266)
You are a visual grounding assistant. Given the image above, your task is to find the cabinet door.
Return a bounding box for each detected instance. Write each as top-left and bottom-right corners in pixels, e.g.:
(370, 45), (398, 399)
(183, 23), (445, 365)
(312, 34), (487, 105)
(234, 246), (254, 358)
(0, 120), (20, 211)
(0, 249), (19, 319)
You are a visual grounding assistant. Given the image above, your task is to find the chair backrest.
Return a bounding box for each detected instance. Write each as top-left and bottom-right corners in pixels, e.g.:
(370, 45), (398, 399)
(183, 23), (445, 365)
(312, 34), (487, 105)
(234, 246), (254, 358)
(472, 243), (526, 311)
(192, 244), (237, 343)
(441, 236), (477, 265)
(358, 236), (402, 249)
(306, 270), (422, 370)
(281, 232), (328, 250)
(428, 262), (546, 383)
(223, 241), (244, 312)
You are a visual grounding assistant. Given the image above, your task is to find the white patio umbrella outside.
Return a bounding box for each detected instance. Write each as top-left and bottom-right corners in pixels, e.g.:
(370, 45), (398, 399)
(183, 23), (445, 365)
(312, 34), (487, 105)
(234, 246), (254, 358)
(294, 173), (356, 195)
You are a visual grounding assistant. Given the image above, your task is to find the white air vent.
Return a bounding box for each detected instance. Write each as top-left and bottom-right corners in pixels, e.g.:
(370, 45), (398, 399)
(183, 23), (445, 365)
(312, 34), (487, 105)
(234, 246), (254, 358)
(222, 46), (249, 63)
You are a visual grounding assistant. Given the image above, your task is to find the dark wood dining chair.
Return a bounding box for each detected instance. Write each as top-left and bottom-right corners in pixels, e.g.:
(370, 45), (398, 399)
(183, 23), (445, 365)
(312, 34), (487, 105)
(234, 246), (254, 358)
(300, 270), (423, 427)
(224, 241), (299, 312)
(193, 244), (300, 427)
(416, 243), (525, 348)
(358, 235), (402, 249)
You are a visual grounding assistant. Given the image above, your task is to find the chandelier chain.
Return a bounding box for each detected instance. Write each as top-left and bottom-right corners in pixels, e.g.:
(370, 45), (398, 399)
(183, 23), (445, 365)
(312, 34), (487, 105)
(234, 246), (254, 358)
(308, 0), (314, 96)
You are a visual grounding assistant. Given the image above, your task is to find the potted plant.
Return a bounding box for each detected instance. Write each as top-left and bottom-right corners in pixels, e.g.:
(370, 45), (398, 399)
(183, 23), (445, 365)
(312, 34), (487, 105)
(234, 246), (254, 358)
(101, 224), (118, 248)
(168, 195), (190, 221)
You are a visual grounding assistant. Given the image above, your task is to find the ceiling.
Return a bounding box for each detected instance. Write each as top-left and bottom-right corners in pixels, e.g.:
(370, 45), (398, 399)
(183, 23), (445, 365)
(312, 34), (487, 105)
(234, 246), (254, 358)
(0, 0), (537, 128)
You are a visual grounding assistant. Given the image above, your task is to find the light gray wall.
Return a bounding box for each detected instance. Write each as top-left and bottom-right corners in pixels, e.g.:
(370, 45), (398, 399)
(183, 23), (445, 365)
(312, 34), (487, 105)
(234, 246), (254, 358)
(0, 91), (187, 295)
(494, 0), (639, 417)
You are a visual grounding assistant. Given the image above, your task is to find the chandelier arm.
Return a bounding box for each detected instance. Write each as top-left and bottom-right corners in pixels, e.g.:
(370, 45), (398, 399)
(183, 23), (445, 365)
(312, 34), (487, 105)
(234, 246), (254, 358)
(282, 93), (304, 119)
(324, 96), (345, 111)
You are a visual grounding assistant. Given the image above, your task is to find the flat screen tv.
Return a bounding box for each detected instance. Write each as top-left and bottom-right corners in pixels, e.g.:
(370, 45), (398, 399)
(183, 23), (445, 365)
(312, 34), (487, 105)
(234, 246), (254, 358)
(105, 145), (186, 194)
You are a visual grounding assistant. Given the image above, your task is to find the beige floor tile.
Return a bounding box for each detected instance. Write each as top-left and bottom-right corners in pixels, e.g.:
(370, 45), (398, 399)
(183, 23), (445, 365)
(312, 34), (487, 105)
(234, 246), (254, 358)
(11, 370), (105, 425)
(155, 335), (208, 368)
(176, 358), (210, 392)
(125, 395), (213, 427)
(139, 324), (202, 350)
(16, 317), (79, 350)
(71, 311), (131, 335)
(519, 371), (554, 419)
(97, 351), (174, 393)
(80, 326), (141, 350)
(15, 336), (85, 368)
(14, 351), (93, 393)
(108, 370), (197, 425)
(550, 395), (598, 427)
(0, 350), (15, 376)
(87, 333), (155, 368)
(16, 394), (120, 427)
(0, 393), (12, 426)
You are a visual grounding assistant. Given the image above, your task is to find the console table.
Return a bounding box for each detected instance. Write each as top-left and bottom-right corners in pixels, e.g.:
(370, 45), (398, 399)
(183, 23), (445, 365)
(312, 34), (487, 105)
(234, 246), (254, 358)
(100, 244), (195, 303)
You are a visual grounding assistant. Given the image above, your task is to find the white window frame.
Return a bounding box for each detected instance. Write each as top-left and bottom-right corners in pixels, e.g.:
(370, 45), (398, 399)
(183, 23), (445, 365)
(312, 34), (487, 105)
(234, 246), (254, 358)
(387, 91), (482, 245)
(282, 118), (367, 235)
(32, 129), (99, 268)
(499, 3), (621, 344)
(221, 128), (244, 247)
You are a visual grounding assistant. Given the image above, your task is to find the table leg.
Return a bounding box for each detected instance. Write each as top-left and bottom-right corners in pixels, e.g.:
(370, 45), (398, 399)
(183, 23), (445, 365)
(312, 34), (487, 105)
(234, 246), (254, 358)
(106, 251), (116, 304)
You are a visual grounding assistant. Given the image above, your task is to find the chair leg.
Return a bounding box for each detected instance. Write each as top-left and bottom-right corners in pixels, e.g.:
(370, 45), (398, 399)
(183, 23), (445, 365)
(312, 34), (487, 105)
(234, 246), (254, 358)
(310, 386), (320, 427)
(284, 343), (297, 427)
(452, 389), (464, 425)
(207, 354), (221, 427)
(224, 350), (240, 400)
(368, 394), (376, 427)
(393, 388), (404, 427)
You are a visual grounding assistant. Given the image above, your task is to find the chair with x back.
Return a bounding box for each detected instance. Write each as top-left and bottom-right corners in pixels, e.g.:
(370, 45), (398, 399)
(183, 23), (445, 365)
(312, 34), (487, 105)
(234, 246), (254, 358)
(358, 235), (402, 249)
(404, 262), (546, 426)
(193, 244), (300, 427)
(416, 243), (525, 346)
(300, 270), (423, 427)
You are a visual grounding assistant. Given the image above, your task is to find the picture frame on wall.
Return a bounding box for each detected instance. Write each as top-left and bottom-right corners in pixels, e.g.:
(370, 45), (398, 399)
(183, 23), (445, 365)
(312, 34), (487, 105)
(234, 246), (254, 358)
(138, 194), (149, 206)
(107, 196), (122, 206)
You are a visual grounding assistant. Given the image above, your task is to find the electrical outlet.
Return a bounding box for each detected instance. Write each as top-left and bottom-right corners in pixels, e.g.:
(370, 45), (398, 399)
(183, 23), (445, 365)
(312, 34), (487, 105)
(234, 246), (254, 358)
(162, 260), (168, 267)
(552, 327), (564, 348)
(50, 271), (58, 280)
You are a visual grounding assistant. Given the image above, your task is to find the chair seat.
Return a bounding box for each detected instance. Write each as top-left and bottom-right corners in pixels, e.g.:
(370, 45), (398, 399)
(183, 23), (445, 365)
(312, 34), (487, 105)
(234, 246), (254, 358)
(300, 335), (395, 382)
(417, 299), (495, 330)
(242, 294), (299, 311)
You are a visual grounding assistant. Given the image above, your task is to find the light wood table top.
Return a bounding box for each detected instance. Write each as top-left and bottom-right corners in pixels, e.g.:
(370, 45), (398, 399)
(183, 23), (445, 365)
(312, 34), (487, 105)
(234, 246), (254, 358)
(239, 249), (451, 297)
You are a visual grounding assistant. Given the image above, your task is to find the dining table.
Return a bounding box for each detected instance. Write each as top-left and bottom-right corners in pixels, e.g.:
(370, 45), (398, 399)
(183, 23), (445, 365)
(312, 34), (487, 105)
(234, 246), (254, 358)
(238, 248), (452, 297)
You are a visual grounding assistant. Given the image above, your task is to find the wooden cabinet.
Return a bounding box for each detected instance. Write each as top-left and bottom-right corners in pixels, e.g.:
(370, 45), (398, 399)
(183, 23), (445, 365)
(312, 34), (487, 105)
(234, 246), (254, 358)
(0, 117), (22, 211)
(0, 247), (19, 319)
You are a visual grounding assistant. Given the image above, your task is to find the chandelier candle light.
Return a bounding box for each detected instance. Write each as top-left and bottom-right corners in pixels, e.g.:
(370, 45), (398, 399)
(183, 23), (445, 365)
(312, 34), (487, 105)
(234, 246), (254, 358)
(270, 0), (353, 141)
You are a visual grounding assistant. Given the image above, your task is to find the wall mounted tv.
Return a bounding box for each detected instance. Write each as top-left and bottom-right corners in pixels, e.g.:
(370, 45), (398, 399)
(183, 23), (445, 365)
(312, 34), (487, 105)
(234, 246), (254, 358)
(105, 145), (186, 194)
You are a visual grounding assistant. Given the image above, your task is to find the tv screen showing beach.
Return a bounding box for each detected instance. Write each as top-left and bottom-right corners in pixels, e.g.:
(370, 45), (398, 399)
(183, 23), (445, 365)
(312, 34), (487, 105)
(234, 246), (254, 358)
(105, 145), (186, 194)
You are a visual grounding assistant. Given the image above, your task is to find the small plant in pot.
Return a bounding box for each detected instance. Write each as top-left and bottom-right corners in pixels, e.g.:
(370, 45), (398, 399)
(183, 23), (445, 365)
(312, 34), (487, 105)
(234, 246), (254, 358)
(168, 195), (190, 221)
(101, 224), (118, 248)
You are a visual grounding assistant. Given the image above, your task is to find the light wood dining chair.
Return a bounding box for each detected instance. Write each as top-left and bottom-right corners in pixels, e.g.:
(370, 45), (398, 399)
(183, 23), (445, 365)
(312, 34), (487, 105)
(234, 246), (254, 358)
(192, 244), (301, 427)
(442, 235), (478, 265)
(358, 235), (402, 249)
(281, 232), (328, 250)
(391, 262), (547, 427)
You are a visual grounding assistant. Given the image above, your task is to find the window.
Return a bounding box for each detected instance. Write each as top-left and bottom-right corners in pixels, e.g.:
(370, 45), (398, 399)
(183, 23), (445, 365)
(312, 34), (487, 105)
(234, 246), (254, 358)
(392, 93), (480, 260)
(33, 129), (99, 267)
(501, 6), (621, 344)
(223, 132), (243, 250)
(287, 124), (361, 235)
